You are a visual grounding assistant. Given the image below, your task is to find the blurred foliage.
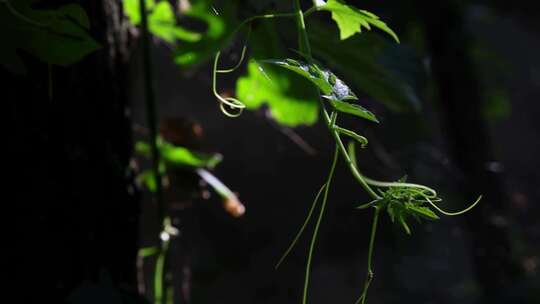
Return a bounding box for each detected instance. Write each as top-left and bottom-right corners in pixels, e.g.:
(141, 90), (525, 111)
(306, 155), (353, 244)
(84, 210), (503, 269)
(173, 0), (237, 67)
(123, 0), (202, 43)
(123, 0), (238, 67)
(136, 138), (221, 191)
(0, 0), (99, 74)
(469, 40), (513, 122)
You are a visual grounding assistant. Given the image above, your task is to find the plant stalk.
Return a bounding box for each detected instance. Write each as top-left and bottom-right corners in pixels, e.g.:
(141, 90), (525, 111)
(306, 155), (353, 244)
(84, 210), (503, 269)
(292, 0), (379, 201)
(303, 145), (339, 304)
(293, 0), (312, 57)
(138, 0), (165, 226)
(139, 1), (167, 303)
(356, 207), (381, 304)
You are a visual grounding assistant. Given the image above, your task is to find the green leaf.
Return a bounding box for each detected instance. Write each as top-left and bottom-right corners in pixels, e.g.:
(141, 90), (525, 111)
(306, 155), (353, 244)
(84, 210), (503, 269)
(149, 1), (201, 43)
(0, 1), (100, 72)
(310, 23), (423, 112)
(174, 1), (237, 66)
(237, 61), (320, 126)
(57, 4), (90, 29)
(406, 204), (440, 221)
(399, 215), (412, 235)
(160, 141), (222, 168)
(328, 99), (379, 123)
(263, 58), (358, 102)
(123, 0), (201, 44)
(386, 201), (397, 222)
(335, 127), (368, 147)
(123, 0), (155, 24)
(318, 0), (399, 42)
(236, 24), (319, 127)
(262, 59), (333, 95)
(356, 199), (380, 209)
(386, 200), (413, 234)
(138, 246), (159, 257)
(135, 139), (222, 169)
(138, 169), (157, 192)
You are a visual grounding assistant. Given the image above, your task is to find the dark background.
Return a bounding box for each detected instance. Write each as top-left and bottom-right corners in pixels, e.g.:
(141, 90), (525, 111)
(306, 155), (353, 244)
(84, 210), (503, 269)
(7, 0), (540, 303)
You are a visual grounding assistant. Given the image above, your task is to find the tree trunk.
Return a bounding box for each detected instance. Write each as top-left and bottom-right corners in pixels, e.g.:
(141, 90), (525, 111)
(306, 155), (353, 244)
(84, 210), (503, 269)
(7, 1), (142, 302)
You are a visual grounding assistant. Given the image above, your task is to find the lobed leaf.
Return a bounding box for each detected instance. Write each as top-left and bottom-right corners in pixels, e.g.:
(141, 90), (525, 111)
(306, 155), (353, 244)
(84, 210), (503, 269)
(318, 0), (399, 42)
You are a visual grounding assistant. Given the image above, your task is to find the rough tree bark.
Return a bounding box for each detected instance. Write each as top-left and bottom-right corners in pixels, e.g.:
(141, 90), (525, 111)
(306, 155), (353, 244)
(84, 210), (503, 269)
(7, 1), (142, 302)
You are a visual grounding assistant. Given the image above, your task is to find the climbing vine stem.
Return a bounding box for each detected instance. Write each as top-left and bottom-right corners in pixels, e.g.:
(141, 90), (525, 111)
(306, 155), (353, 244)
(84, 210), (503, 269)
(356, 207), (381, 304)
(210, 2), (482, 304)
(139, 0), (167, 303)
(303, 144), (339, 304)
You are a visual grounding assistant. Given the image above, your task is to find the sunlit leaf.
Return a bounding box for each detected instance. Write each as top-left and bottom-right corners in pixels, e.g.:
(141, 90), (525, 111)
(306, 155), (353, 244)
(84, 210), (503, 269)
(174, 1), (237, 66)
(318, 0), (399, 42)
(123, 0), (201, 44)
(237, 61), (320, 126)
(328, 99), (379, 123)
(263, 58), (358, 101)
(310, 23), (423, 112)
(160, 141), (222, 168)
(135, 140), (222, 169)
(261, 59), (334, 95)
(236, 24), (319, 126)
(149, 1), (201, 43)
(123, 0), (155, 24)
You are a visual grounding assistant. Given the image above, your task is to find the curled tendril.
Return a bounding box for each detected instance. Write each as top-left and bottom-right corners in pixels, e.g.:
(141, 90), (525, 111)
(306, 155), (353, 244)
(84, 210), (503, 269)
(424, 194), (482, 216)
(212, 51), (246, 118)
(347, 140), (481, 215)
(216, 27), (250, 74)
(212, 26), (253, 118)
(365, 177), (438, 198)
(211, 10), (299, 119)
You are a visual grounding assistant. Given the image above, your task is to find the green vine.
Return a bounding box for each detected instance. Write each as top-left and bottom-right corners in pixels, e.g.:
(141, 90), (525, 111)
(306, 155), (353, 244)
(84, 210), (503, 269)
(211, 1), (482, 303)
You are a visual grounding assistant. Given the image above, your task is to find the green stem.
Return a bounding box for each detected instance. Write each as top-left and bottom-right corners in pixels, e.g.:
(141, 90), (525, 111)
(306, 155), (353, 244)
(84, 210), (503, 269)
(154, 238), (169, 304)
(356, 207), (381, 304)
(138, 0), (165, 227)
(293, 0), (312, 57)
(324, 109), (380, 200)
(303, 145), (339, 304)
(291, 1), (379, 201)
(139, 1), (167, 303)
(225, 11), (297, 52)
(304, 6), (318, 17)
(275, 182), (328, 269)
